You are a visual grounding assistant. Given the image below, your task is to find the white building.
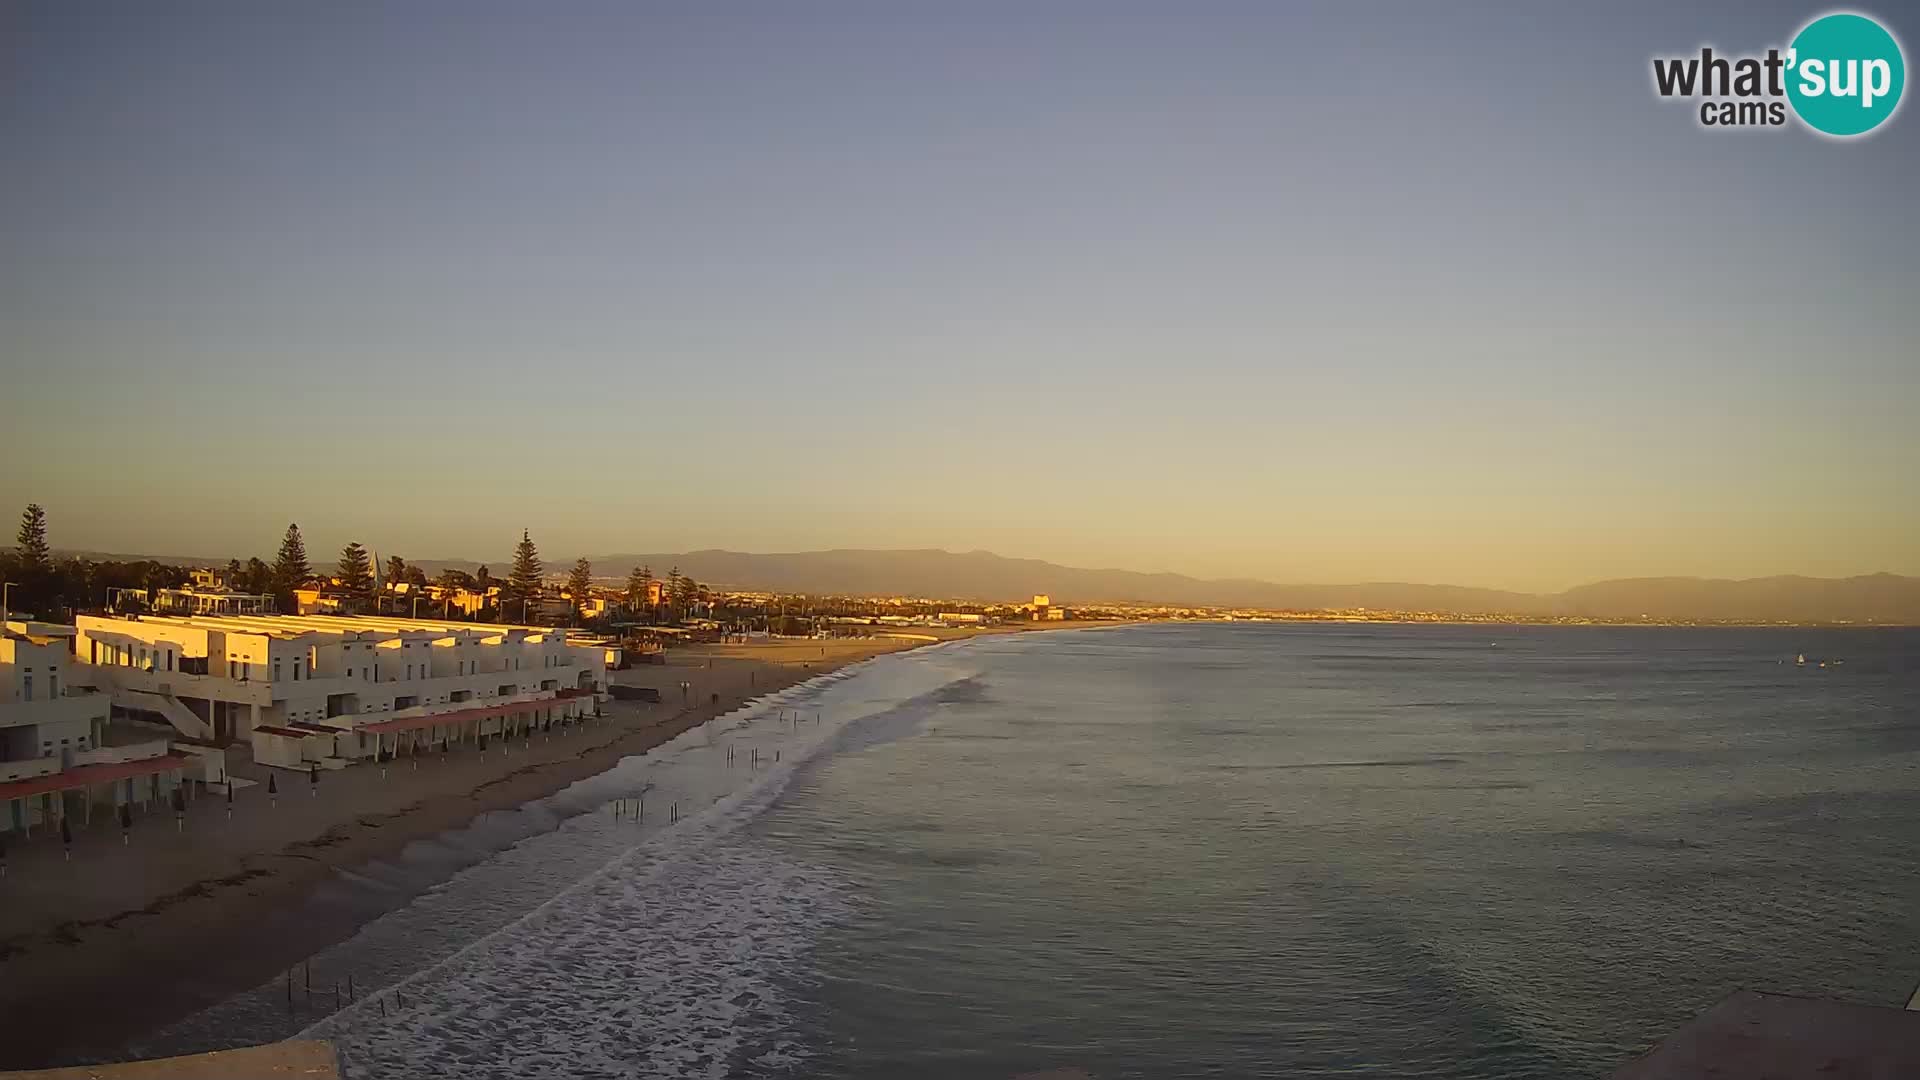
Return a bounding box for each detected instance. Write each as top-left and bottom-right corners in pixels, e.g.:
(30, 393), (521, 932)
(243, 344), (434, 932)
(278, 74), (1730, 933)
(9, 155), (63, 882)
(73, 613), (611, 772)
(2, 621), (188, 834)
(152, 587), (276, 616)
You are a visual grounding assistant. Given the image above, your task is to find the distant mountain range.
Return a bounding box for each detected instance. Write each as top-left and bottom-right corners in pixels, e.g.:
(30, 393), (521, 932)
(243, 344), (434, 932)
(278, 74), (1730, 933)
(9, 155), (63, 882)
(484, 549), (1918, 624)
(40, 546), (1920, 623)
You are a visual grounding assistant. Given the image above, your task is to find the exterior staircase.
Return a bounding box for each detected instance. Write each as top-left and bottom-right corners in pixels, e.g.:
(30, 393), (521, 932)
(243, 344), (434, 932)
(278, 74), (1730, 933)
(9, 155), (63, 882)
(80, 665), (216, 741)
(117, 689), (215, 741)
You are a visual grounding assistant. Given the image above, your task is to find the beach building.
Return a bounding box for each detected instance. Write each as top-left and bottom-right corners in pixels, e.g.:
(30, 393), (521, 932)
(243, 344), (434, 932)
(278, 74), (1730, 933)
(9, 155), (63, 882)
(71, 613), (610, 772)
(2, 621), (190, 834)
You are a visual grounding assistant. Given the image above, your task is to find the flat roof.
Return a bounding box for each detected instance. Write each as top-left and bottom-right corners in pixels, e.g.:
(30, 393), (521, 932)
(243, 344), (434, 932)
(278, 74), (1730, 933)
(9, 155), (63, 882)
(80, 613), (572, 642)
(252, 725), (325, 738)
(1612, 990), (1920, 1078)
(0, 752), (194, 803)
(358, 687), (592, 736)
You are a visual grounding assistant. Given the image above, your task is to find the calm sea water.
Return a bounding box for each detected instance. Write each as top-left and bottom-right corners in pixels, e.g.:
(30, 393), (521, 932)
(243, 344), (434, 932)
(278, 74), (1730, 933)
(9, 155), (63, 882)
(151, 623), (1920, 1079)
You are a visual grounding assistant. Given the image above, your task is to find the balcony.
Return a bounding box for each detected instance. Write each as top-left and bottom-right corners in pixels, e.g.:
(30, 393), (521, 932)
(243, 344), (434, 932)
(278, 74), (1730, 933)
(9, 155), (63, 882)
(0, 692), (112, 731)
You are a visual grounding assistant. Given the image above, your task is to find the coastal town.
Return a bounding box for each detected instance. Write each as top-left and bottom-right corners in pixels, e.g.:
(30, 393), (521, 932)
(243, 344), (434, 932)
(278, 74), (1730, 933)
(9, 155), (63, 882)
(3, 495), (1900, 861)
(7, 495), (1890, 866)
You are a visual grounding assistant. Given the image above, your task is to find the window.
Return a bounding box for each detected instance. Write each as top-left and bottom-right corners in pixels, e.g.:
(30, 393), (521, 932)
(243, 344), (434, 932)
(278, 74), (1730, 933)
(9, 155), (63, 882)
(91, 640), (99, 663)
(49, 674), (58, 698)
(229, 660), (238, 679)
(167, 649), (174, 672)
(294, 659), (302, 681)
(22, 675), (32, 702)
(275, 661), (283, 682)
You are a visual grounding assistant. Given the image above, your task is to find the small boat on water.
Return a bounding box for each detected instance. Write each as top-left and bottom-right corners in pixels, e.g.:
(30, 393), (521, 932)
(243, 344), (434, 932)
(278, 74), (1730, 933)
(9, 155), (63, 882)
(1796, 653), (1807, 666)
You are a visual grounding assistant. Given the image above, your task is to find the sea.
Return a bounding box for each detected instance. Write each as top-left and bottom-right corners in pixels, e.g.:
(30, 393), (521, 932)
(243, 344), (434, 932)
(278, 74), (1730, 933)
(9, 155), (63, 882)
(139, 622), (1920, 1079)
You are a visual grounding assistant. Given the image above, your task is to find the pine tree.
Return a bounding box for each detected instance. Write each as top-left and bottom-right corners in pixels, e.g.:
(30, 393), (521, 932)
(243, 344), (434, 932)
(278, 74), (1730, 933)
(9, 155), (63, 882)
(475, 564), (492, 591)
(15, 504), (51, 571)
(625, 564), (653, 609)
(271, 523), (312, 609)
(225, 558), (243, 587)
(509, 530), (543, 600)
(567, 557), (594, 622)
(665, 567), (684, 622)
(673, 573), (699, 615)
(337, 542), (375, 601)
(386, 556), (408, 589)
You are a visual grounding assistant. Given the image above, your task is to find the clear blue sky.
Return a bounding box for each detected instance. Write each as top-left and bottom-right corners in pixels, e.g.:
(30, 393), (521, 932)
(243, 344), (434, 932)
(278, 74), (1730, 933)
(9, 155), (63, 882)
(2, 1), (1915, 591)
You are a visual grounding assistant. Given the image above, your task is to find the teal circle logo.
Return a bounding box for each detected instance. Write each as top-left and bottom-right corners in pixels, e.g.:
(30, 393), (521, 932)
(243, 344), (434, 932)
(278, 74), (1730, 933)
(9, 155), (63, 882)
(1786, 12), (1906, 136)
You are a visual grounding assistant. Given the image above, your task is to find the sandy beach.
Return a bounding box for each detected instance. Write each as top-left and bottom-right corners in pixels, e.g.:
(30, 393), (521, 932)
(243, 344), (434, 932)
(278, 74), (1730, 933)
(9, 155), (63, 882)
(0, 624), (1107, 1069)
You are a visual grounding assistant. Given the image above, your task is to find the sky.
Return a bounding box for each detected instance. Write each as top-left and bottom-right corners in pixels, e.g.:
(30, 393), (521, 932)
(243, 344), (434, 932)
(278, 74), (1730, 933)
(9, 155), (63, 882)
(2, 1), (1915, 593)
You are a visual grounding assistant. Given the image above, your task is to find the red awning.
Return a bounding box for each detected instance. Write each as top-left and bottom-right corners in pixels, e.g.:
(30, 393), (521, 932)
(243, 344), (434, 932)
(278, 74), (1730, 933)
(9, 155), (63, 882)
(357, 696), (570, 736)
(0, 752), (194, 803)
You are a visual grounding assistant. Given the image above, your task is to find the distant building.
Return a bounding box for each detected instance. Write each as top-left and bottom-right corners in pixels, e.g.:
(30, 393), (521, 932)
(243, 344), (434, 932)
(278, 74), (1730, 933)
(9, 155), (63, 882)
(938, 612), (986, 625)
(292, 588), (353, 616)
(153, 587), (275, 617)
(1026, 594), (1069, 621)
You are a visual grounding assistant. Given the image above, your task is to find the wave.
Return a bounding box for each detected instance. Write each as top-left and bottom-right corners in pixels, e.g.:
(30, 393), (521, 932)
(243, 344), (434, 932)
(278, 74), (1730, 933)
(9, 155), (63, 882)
(142, 648), (979, 1078)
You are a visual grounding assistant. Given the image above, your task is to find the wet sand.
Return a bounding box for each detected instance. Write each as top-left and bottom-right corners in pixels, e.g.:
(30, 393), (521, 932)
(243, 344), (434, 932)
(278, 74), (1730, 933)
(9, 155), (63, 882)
(0, 624), (1108, 1069)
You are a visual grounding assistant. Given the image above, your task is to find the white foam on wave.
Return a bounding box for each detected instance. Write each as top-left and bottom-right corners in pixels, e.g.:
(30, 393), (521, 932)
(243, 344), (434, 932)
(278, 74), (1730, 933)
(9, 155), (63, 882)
(282, 649), (975, 1078)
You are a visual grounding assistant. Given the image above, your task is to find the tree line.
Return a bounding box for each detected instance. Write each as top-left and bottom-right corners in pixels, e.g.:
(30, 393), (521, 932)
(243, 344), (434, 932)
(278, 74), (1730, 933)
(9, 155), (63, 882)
(1, 504), (707, 629)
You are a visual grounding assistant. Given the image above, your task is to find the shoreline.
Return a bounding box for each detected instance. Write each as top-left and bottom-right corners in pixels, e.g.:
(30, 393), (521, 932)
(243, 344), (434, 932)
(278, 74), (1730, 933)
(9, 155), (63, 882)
(0, 622), (1111, 1070)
